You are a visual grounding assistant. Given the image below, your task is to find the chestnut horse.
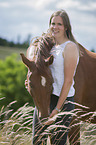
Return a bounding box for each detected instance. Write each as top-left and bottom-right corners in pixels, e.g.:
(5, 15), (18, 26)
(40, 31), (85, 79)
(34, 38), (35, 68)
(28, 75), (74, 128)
(20, 36), (96, 144)
(20, 36), (54, 118)
(68, 43), (96, 144)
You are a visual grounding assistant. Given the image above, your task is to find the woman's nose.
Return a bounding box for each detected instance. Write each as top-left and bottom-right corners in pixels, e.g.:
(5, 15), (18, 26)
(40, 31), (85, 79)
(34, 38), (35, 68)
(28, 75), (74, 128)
(53, 24), (58, 29)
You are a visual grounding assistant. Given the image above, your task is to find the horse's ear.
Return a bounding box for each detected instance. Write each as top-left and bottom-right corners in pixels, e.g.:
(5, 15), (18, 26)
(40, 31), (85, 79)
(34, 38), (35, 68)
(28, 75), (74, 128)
(20, 53), (36, 71)
(44, 55), (54, 66)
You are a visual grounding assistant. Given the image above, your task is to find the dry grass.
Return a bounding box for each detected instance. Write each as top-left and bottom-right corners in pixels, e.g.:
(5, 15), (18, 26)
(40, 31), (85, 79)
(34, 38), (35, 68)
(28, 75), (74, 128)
(0, 98), (34, 145)
(0, 98), (96, 145)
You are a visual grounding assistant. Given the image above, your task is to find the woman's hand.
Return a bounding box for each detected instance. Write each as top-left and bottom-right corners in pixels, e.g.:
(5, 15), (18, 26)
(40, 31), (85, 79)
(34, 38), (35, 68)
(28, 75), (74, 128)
(49, 109), (58, 118)
(44, 109), (58, 125)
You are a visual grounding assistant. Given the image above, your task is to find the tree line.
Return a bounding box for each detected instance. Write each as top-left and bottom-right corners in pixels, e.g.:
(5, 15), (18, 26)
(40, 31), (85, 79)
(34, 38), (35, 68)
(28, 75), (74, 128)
(0, 37), (29, 49)
(0, 36), (95, 52)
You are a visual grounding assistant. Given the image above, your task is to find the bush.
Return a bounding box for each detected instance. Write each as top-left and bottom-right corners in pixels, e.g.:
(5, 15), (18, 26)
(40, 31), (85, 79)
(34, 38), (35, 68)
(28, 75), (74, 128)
(0, 54), (34, 112)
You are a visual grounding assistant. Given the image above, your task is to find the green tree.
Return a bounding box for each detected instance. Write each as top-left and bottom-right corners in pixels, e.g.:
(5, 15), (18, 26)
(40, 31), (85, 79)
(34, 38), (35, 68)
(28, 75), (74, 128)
(0, 54), (34, 111)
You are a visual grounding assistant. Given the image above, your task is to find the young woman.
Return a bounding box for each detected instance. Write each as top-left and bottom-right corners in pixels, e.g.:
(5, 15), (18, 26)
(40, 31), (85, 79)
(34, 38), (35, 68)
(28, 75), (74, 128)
(26, 9), (79, 145)
(48, 10), (79, 144)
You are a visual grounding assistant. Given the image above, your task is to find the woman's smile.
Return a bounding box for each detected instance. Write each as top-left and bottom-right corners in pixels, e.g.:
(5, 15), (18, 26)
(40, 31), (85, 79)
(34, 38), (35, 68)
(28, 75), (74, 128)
(50, 16), (65, 38)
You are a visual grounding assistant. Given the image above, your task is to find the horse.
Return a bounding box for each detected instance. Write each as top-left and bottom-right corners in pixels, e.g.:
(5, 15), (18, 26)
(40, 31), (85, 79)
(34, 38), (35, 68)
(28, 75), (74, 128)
(20, 36), (96, 144)
(20, 36), (54, 118)
(68, 43), (96, 144)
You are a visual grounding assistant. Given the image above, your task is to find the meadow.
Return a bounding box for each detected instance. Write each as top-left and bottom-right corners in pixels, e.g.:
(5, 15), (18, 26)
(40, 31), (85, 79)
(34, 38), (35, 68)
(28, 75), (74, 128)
(0, 97), (96, 145)
(0, 46), (26, 60)
(0, 46), (96, 145)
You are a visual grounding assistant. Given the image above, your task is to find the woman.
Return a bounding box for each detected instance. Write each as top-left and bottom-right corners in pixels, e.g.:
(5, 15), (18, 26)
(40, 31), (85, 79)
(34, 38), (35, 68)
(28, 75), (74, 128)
(26, 9), (79, 145)
(47, 10), (79, 144)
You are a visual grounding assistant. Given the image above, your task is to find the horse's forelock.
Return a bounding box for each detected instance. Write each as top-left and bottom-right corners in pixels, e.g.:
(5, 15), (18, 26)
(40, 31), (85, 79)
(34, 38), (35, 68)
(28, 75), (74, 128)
(38, 37), (53, 58)
(43, 36), (54, 49)
(35, 36), (54, 80)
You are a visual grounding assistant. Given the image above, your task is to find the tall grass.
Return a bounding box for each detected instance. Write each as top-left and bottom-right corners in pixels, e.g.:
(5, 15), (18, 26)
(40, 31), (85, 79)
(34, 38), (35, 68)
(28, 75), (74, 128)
(0, 97), (34, 145)
(0, 98), (96, 145)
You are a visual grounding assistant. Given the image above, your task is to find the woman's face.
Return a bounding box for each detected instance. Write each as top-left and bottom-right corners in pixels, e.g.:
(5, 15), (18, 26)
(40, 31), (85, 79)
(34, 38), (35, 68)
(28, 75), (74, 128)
(50, 16), (65, 39)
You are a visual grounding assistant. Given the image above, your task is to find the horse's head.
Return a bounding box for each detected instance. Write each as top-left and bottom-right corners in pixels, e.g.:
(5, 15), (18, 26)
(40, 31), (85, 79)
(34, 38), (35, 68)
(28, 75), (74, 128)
(20, 53), (54, 118)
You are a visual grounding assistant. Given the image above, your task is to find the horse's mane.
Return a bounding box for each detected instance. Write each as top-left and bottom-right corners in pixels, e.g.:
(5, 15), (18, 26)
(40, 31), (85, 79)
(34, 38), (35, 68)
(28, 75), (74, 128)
(30, 33), (55, 77)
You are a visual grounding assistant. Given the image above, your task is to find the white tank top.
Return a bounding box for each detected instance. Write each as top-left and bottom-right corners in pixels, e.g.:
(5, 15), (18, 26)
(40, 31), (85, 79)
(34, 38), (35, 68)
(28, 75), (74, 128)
(50, 41), (79, 97)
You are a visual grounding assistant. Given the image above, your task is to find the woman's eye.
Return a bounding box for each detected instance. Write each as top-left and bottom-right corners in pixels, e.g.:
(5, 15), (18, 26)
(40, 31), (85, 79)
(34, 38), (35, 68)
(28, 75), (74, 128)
(51, 23), (55, 25)
(58, 23), (62, 26)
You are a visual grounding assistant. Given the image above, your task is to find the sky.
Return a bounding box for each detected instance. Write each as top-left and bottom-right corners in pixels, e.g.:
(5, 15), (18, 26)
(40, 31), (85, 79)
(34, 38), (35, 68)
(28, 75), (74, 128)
(0, 0), (96, 51)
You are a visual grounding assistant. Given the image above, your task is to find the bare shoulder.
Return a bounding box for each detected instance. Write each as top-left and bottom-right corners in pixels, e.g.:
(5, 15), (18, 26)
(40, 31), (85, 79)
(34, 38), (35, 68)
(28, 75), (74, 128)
(65, 42), (78, 51)
(64, 42), (79, 56)
(62, 42), (79, 60)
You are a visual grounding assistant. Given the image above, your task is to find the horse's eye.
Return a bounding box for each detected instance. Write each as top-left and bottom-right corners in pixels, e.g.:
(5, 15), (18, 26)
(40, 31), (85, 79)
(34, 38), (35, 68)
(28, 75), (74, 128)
(41, 76), (46, 87)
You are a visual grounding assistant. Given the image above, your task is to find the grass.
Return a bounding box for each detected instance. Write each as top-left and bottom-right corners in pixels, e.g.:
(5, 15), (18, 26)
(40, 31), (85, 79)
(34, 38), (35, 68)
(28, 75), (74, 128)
(0, 46), (27, 60)
(0, 97), (96, 145)
(0, 45), (96, 144)
(0, 46), (96, 144)
(80, 122), (96, 145)
(0, 98), (34, 145)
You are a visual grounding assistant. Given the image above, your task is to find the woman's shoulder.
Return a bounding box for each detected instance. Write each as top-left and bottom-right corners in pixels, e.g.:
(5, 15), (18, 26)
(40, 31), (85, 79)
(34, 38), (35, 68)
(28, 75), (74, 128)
(63, 41), (79, 58)
(65, 41), (78, 52)
(66, 40), (77, 47)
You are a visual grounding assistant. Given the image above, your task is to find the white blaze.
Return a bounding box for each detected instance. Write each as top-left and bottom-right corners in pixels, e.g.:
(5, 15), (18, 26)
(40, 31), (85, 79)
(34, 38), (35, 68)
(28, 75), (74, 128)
(41, 76), (46, 87)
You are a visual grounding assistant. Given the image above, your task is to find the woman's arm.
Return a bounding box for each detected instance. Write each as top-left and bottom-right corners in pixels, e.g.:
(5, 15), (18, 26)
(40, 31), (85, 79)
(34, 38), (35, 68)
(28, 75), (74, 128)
(49, 43), (79, 117)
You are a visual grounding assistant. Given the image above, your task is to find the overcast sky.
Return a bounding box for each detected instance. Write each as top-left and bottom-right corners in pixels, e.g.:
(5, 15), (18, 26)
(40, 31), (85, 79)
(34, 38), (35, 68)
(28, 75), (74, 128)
(0, 0), (96, 51)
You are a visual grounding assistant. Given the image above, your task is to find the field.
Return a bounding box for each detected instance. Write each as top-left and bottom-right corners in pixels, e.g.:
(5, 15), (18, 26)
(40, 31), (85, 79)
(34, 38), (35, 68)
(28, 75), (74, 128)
(0, 46), (96, 145)
(0, 99), (96, 145)
(0, 46), (27, 60)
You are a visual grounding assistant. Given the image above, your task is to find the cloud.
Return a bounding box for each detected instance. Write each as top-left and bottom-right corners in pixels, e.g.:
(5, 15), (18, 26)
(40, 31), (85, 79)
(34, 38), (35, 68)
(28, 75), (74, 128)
(0, 2), (10, 8)
(79, 0), (96, 11)
(0, 0), (57, 10)
(0, 0), (56, 41)
(0, 0), (96, 51)
(56, 0), (80, 9)
(56, 0), (96, 13)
